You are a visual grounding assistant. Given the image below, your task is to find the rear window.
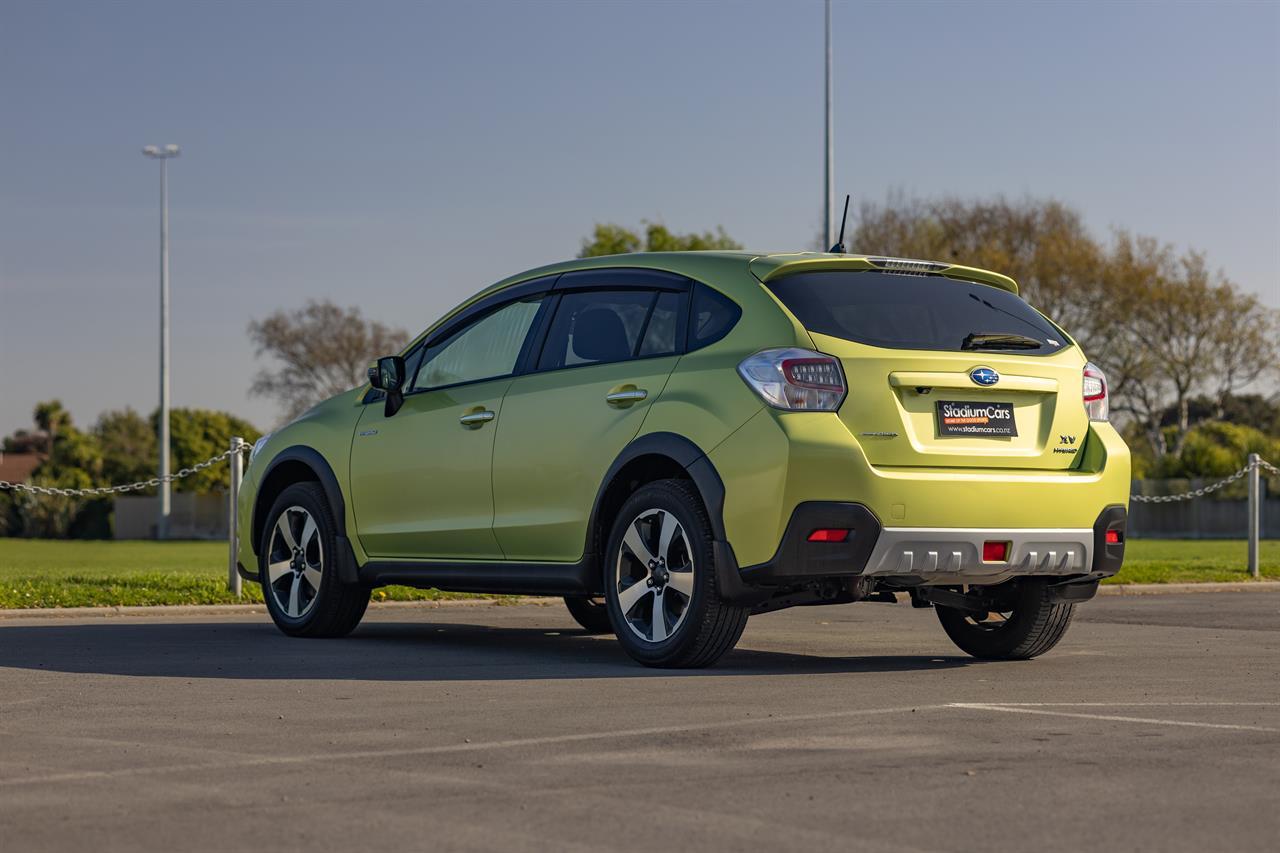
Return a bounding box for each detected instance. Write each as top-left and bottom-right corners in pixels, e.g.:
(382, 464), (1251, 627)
(765, 270), (1067, 354)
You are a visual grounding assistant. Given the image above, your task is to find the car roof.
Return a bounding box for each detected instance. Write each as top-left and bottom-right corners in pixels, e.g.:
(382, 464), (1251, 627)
(404, 251), (1021, 356)
(494, 251), (1020, 296)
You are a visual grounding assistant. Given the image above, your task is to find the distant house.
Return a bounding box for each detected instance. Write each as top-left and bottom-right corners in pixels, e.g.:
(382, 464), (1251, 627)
(0, 452), (42, 484)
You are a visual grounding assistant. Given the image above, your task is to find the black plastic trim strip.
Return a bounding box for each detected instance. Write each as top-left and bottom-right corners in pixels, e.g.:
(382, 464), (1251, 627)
(736, 502), (883, 585)
(1091, 504), (1127, 575)
(553, 268), (691, 293)
(359, 559), (594, 596)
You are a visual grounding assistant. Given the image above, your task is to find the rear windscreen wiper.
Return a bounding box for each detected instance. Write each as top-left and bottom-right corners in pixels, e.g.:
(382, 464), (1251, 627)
(961, 332), (1044, 351)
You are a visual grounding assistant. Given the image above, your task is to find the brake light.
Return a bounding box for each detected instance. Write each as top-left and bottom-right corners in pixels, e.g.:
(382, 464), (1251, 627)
(1105, 529), (1122, 545)
(1083, 362), (1109, 422)
(738, 348), (847, 411)
(807, 528), (850, 543)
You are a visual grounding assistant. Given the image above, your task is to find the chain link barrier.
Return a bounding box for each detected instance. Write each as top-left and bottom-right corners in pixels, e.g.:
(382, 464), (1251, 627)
(1130, 456), (1275, 504)
(0, 444), (252, 498)
(2, 444), (1273, 505)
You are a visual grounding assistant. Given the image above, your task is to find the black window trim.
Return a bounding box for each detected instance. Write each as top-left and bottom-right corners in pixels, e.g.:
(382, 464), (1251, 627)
(362, 275), (560, 404)
(361, 267), (745, 404)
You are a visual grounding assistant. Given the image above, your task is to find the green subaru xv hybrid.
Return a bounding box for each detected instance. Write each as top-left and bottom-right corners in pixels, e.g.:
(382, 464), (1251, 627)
(236, 251), (1130, 668)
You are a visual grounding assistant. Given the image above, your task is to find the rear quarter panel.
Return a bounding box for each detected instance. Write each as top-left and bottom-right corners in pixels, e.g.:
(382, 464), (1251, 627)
(637, 265), (802, 458)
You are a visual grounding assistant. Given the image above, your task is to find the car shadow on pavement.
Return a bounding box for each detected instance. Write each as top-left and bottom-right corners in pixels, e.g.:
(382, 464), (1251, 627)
(0, 619), (976, 681)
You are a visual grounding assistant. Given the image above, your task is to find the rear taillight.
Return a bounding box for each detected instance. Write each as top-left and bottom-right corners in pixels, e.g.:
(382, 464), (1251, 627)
(1083, 361), (1109, 422)
(738, 348), (846, 411)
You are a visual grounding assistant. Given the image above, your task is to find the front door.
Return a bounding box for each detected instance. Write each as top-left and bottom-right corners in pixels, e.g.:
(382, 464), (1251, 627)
(492, 285), (686, 561)
(350, 296), (546, 560)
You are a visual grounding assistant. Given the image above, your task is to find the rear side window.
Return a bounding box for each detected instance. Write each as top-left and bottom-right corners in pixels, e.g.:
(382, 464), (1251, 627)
(765, 270), (1067, 354)
(688, 284), (741, 350)
(638, 291), (682, 357)
(538, 290), (654, 370)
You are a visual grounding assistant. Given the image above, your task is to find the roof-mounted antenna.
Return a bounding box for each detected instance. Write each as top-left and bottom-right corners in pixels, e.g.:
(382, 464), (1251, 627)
(828, 194), (850, 254)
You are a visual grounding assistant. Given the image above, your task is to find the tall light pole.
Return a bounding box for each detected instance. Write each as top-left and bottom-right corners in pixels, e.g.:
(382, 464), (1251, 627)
(143, 144), (180, 539)
(823, 0), (834, 249)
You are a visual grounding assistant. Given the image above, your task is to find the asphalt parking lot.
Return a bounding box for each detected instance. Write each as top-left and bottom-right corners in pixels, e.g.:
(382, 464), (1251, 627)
(1, 591), (1277, 852)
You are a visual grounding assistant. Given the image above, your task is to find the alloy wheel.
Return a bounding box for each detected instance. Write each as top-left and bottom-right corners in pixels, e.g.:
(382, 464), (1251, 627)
(266, 506), (324, 619)
(614, 508), (695, 643)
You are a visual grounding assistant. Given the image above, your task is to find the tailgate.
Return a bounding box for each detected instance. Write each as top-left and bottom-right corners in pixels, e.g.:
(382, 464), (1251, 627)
(815, 333), (1089, 470)
(759, 265), (1091, 471)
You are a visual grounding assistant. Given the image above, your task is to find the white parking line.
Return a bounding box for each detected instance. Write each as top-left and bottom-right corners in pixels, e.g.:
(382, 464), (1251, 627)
(0, 703), (945, 788)
(950, 703), (1280, 733)
(957, 701), (1280, 708)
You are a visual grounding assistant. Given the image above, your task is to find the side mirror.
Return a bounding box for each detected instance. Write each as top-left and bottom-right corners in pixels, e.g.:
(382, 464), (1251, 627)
(367, 356), (406, 416)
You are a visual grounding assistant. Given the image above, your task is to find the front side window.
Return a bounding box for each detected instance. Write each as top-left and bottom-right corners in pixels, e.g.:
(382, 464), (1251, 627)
(537, 290), (657, 370)
(411, 297), (543, 391)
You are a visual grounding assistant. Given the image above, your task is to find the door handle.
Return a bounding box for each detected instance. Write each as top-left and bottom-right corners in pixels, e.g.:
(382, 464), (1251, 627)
(605, 388), (648, 407)
(459, 410), (496, 427)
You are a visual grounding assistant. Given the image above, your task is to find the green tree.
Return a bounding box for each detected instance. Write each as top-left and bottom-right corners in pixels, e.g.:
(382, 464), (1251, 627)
(159, 408), (262, 494)
(2, 402), (263, 538)
(5, 401), (102, 537)
(1150, 422), (1280, 480)
(579, 222), (741, 258)
(94, 408), (156, 488)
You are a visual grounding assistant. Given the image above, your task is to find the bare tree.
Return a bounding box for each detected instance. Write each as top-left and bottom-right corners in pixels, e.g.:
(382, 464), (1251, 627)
(248, 300), (408, 420)
(853, 194), (1107, 339)
(1108, 234), (1279, 456)
(854, 195), (1279, 460)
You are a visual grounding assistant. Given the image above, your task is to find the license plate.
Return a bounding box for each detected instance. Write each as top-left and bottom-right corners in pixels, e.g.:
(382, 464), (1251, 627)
(935, 400), (1017, 437)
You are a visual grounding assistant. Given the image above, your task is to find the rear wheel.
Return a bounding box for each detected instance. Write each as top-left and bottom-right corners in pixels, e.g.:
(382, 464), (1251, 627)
(935, 578), (1074, 660)
(563, 596), (613, 635)
(604, 479), (749, 668)
(260, 482), (369, 638)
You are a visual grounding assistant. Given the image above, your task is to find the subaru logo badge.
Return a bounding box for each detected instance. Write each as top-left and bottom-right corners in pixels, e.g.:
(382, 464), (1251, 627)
(970, 367), (1000, 386)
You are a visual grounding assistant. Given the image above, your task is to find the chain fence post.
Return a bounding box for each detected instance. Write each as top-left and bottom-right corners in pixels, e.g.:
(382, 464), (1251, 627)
(1247, 453), (1260, 579)
(228, 436), (244, 596)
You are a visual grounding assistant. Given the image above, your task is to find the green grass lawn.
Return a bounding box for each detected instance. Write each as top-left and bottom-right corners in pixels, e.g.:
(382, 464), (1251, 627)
(1101, 539), (1279, 584)
(0, 540), (504, 608)
(0, 537), (1276, 608)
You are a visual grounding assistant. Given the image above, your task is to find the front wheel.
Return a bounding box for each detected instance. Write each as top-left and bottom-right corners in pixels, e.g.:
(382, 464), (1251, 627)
(260, 482), (370, 638)
(935, 578), (1074, 660)
(604, 479), (749, 668)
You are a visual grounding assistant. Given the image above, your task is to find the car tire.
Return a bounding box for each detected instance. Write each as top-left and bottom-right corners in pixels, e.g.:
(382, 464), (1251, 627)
(935, 578), (1074, 660)
(563, 596), (614, 635)
(603, 479), (749, 668)
(260, 482), (370, 638)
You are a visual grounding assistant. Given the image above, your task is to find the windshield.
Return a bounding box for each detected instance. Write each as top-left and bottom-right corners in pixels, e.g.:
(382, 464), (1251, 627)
(765, 270), (1068, 354)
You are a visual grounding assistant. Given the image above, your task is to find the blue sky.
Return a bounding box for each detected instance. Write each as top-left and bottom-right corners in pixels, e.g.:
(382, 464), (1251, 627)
(2, 0), (1277, 437)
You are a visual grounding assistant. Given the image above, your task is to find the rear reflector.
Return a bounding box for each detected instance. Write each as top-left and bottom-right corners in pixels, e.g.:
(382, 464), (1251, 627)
(982, 541), (1009, 562)
(1105, 529), (1123, 544)
(808, 528), (850, 543)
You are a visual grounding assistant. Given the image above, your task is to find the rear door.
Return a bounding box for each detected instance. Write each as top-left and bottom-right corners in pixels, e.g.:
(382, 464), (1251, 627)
(491, 270), (688, 561)
(764, 269), (1089, 470)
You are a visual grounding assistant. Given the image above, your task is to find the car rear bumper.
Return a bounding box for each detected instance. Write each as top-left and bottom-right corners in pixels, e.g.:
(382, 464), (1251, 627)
(862, 526), (1092, 583)
(727, 502), (1126, 595)
(708, 409), (1132, 570)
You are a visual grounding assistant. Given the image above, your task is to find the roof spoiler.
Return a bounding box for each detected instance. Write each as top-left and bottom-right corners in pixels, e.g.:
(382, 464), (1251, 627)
(748, 254), (1019, 295)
